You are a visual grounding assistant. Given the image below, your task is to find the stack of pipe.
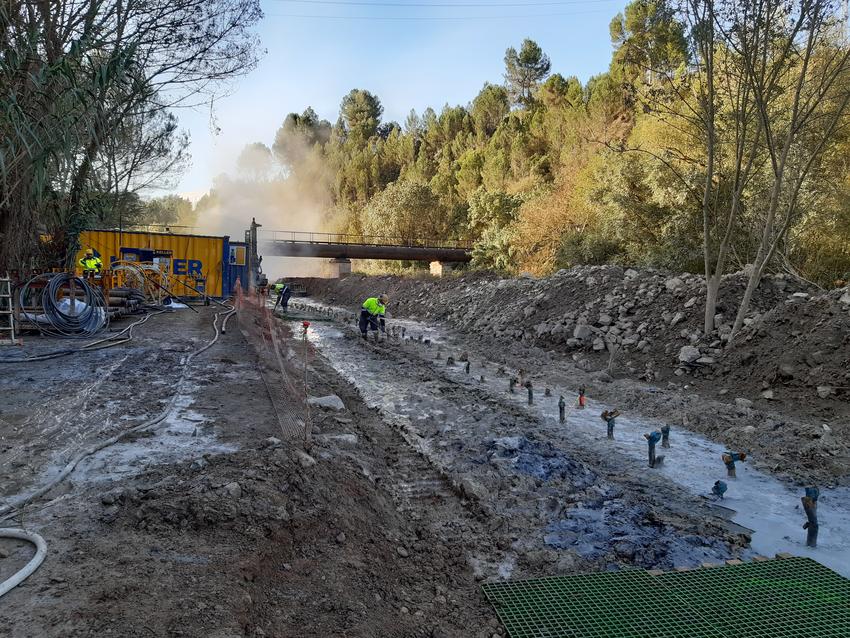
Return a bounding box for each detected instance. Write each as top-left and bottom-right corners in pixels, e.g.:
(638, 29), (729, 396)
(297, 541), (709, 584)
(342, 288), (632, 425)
(106, 287), (145, 316)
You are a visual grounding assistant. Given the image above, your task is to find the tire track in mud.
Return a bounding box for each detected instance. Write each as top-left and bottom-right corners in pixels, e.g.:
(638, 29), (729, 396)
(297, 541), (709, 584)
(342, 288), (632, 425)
(294, 304), (749, 575)
(310, 355), (514, 582)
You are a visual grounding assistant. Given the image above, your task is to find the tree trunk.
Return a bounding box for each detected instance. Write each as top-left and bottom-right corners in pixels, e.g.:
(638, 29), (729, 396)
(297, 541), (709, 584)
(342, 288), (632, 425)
(704, 273), (721, 334)
(64, 138), (100, 269)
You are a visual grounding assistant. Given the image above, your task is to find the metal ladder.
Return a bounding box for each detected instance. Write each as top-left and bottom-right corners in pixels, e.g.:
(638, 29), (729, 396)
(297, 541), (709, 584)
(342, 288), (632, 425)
(0, 274), (20, 345)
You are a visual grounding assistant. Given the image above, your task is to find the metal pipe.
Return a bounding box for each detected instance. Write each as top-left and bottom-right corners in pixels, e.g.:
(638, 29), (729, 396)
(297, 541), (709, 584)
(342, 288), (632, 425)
(558, 396), (566, 423)
(661, 425), (670, 448)
(802, 487), (819, 548)
(526, 381), (533, 405)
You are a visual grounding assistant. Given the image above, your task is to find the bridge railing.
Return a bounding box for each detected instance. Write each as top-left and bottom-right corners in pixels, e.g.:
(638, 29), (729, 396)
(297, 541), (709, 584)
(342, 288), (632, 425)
(261, 230), (472, 251)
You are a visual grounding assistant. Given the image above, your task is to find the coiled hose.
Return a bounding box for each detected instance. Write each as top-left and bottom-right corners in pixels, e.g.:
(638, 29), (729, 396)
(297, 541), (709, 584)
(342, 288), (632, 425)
(0, 304), (235, 598)
(19, 273), (108, 338)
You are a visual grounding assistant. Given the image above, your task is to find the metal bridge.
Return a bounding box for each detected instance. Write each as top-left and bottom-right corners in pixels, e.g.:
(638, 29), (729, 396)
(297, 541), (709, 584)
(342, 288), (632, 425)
(260, 231), (472, 263)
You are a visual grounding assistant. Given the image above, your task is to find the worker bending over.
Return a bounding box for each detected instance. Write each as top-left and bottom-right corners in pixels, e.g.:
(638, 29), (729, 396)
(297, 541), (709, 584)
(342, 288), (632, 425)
(600, 409), (621, 440)
(79, 249), (103, 274)
(273, 282), (292, 313)
(360, 294), (388, 341)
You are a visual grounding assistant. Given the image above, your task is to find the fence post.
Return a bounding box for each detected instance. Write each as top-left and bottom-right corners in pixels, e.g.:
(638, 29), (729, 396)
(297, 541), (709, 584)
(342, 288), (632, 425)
(302, 320), (312, 444)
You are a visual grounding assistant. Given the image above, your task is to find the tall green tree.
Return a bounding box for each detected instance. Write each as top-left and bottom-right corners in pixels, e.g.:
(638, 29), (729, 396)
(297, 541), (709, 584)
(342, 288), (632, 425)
(340, 89), (383, 142)
(471, 84), (510, 138)
(237, 142), (274, 180)
(273, 108), (331, 168)
(609, 0), (688, 81)
(504, 39), (552, 107)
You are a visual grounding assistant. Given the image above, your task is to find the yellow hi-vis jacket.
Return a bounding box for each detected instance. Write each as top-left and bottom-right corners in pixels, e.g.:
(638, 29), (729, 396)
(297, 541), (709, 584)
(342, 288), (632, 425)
(79, 256), (103, 272)
(362, 297), (386, 316)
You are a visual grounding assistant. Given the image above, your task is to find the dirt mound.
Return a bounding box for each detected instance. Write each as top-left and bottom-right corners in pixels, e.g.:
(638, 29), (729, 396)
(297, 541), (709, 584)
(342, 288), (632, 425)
(102, 448), (296, 534)
(301, 266), (838, 394)
(721, 288), (850, 411)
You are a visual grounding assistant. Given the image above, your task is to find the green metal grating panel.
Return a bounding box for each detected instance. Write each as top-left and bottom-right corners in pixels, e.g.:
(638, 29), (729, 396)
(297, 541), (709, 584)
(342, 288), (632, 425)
(482, 558), (850, 638)
(482, 569), (725, 638)
(658, 558), (850, 638)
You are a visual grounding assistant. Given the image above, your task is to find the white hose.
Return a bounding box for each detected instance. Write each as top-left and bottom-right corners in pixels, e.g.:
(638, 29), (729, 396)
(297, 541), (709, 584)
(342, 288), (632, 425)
(0, 307), (233, 520)
(0, 305), (235, 598)
(0, 528), (47, 599)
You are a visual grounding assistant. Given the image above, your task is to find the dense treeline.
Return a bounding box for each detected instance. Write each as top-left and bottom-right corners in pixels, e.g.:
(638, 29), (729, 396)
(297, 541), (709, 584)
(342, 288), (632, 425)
(3, 0), (848, 340)
(231, 0), (850, 301)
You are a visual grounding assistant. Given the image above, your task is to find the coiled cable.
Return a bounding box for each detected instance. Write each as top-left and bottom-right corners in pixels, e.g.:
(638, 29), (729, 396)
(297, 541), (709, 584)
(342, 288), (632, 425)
(19, 273), (108, 338)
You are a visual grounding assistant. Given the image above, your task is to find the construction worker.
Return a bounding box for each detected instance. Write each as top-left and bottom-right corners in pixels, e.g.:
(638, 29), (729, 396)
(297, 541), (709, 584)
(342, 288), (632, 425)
(600, 409), (621, 440)
(79, 248), (103, 274)
(359, 294), (388, 340)
(273, 282), (291, 313)
(645, 430), (662, 467)
(576, 385), (587, 409)
(712, 480), (728, 499)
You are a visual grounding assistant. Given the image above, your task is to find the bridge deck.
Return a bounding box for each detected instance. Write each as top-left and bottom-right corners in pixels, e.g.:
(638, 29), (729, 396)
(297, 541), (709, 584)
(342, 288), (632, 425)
(261, 231), (472, 262)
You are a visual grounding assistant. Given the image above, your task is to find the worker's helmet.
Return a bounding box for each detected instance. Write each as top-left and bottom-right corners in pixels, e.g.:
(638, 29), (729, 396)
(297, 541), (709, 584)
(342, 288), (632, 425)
(85, 248), (94, 256)
(379, 293), (389, 304)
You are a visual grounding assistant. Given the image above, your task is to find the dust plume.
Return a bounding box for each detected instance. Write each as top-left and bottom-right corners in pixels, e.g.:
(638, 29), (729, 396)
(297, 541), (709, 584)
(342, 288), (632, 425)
(192, 135), (343, 279)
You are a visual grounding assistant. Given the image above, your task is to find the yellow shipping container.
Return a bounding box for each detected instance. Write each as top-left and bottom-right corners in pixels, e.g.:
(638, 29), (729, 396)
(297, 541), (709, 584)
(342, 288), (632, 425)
(78, 229), (226, 297)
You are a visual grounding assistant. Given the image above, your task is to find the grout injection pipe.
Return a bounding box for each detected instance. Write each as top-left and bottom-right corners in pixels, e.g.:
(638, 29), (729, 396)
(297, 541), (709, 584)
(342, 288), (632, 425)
(802, 487), (819, 548)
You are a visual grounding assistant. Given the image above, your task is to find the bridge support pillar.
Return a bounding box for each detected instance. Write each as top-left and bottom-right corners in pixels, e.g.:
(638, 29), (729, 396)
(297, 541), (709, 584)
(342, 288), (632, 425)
(327, 257), (352, 278)
(429, 261), (454, 277)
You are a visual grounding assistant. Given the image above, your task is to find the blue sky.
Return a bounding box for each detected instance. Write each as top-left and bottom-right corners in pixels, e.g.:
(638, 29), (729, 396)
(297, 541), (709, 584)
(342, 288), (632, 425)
(171, 0), (628, 198)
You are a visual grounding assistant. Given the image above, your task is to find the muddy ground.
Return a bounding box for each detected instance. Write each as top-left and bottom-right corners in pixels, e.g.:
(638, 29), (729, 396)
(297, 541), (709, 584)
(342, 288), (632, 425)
(1, 305), (496, 637)
(1, 293), (752, 637)
(300, 268), (850, 486)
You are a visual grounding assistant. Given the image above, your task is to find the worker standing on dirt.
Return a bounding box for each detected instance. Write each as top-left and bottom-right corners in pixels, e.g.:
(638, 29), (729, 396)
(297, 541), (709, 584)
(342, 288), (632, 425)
(273, 282), (292, 313)
(601, 409), (620, 440)
(79, 248), (103, 274)
(359, 294), (389, 341)
(576, 386), (587, 409)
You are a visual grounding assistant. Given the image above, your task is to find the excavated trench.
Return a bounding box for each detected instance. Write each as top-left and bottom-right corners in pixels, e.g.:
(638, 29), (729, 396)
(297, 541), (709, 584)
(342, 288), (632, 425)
(286, 299), (850, 578)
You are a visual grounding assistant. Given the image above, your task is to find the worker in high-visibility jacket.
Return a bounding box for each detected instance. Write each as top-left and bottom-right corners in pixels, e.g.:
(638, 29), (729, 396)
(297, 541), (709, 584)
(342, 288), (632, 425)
(359, 294), (388, 340)
(79, 248), (103, 274)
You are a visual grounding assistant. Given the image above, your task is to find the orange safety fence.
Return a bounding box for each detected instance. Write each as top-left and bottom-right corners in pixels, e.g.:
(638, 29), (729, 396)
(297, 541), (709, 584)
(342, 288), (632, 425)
(233, 279), (312, 443)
